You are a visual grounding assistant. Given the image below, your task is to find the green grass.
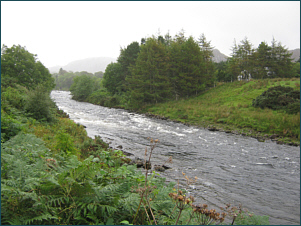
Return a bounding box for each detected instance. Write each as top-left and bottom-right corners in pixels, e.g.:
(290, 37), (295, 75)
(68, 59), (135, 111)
(142, 78), (300, 145)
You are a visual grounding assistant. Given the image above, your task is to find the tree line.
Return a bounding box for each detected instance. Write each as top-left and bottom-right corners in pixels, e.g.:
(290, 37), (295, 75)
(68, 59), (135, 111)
(216, 37), (300, 82)
(65, 32), (299, 109)
(52, 68), (103, 91)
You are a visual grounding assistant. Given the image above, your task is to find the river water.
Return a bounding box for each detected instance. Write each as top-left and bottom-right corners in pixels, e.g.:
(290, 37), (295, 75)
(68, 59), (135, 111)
(51, 91), (300, 225)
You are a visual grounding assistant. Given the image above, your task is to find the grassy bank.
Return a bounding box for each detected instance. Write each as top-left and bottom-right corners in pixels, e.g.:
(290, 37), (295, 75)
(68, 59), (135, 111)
(139, 78), (300, 146)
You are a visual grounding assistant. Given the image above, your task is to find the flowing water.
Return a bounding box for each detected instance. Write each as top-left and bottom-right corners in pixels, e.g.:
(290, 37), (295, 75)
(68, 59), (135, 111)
(51, 91), (300, 225)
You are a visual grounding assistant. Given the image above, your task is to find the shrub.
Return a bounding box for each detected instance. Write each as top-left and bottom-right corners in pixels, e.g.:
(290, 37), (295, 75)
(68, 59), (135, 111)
(24, 84), (57, 122)
(1, 85), (28, 111)
(1, 110), (23, 143)
(55, 129), (79, 156)
(252, 86), (300, 114)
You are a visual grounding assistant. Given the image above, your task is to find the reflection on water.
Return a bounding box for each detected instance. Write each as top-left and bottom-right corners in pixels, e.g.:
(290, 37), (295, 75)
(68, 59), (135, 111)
(51, 91), (300, 225)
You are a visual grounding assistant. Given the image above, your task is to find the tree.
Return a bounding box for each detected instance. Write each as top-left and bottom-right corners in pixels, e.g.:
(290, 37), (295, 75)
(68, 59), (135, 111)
(292, 61), (300, 77)
(94, 71), (104, 78)
(1, 44), (55, 91)
(102, 62), (123, 95)
(24, 84), (57, 122)
(70, 75), (96, 101)
(55, 72), (77, 91)
(179, 36), (206, 96)
(237, 37), (254, 80)
(198, 33), (215, 87)
(169, 35), (207, 98)
(117, 41), (141, 93)
(270, 38), (293, 78)
(227, 37), (294, 80)
(252, 42), (272, 79)
(198, 33), (214, 61)
(58, 68), (68, 76)
(215, 61), (232, 82)
(226, 39), (240, 81)
(127, 37), (171, 108)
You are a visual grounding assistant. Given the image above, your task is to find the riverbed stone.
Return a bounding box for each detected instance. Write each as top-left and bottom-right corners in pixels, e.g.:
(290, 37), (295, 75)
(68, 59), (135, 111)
(129, 157), (152, 169)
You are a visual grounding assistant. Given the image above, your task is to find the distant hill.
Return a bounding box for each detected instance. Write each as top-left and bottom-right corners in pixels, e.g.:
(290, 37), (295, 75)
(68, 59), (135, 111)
(48, 57), (117, 74)
(289, 48), (300, 62)
(212, 49), (228, 63)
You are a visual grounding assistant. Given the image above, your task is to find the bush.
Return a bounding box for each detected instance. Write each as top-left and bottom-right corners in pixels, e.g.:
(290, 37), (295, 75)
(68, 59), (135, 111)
(55, 129), (79, 156)
(1, 85), (28, 111)
(252, 85), (300, 114)
(1, 110), (23, 142)
(24, 84), (57, 122)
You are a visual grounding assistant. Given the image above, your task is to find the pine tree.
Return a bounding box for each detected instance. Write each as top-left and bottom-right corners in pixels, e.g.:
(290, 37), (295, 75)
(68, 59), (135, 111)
(198, 33), (215, 87)
(117, 41), (141, 93)
(270, 38), (293, 78)
(252, 42), (272, 79)
(127, 37), (171, 108)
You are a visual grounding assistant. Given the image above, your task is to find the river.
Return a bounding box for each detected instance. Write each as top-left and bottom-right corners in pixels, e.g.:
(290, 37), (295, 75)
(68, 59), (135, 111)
(51, 90), (300, 225)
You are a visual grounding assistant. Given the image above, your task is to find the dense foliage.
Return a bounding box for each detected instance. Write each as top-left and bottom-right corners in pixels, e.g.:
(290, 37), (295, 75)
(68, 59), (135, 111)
(225, 38), (295, 81)
(72, 32), (216, 109)
(52, 69), (103, 91)
(69, 74), (101, 101)
(252, 85), (300, 114)
(1, 44), (55, 92)
(1, 133), (174, 225)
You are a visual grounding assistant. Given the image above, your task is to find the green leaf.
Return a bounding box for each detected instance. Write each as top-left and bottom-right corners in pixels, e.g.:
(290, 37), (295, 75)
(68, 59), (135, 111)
(120, 220), (133, 225)
(106, 217), (114, 225)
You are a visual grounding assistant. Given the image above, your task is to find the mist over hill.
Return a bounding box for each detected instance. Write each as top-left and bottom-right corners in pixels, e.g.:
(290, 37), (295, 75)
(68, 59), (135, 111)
(48, 57), (117, 74)
(289, 48), (300, 62)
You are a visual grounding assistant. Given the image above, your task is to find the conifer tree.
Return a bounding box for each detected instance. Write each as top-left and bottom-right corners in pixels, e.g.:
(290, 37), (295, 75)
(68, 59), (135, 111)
(252, 41), (272, 79)
(270, 38), (293, 78)
(198, 33), (215, 87)
(127, 37), (171, 108)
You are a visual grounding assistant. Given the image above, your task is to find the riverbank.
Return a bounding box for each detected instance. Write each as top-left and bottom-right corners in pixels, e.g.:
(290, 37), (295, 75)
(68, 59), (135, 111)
(77, 78), (299, 146)
(136, 78), (300, 146)
(52, 90), (300, 225)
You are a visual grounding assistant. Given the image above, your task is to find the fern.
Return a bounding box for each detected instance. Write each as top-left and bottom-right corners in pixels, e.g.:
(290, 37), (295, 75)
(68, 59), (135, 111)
(24, 213), (58, 225)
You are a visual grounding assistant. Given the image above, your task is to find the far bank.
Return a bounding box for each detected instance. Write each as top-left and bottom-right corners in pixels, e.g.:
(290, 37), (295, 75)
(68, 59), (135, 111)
(77, 78), (300, 146)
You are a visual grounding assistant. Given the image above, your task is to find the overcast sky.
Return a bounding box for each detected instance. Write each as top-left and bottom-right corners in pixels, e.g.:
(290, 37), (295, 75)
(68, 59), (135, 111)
(1, 1), (300, 68)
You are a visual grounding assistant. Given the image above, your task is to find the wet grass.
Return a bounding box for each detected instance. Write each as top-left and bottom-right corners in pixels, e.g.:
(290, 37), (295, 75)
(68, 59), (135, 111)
(141, 78), (300, 145)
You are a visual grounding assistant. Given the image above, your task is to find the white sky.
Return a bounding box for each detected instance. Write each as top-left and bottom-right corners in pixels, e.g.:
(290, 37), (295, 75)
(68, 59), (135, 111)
(1, 1), (300, 68)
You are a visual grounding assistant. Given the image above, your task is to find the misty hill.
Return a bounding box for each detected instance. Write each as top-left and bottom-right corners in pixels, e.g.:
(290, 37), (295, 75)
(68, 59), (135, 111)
(48, 57), (117, 74)
(289, 48), (300, 62)
(212, 49), (228, 63)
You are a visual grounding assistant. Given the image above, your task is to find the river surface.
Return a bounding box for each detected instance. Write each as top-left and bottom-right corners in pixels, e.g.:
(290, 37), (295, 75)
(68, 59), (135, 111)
(51, 91), (300, 225)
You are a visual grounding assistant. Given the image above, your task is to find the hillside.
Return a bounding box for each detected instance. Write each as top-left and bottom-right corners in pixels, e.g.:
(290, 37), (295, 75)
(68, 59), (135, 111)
(212, 49), (228, 62)
(289, 48), (300, 62)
